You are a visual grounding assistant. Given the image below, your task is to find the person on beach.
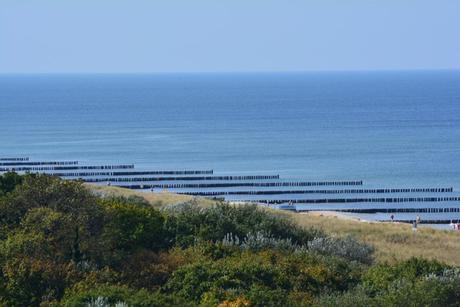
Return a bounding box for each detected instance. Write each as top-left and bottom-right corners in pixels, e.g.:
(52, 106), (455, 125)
(416, 215), (421, 225)
(390, 214), (394, 222)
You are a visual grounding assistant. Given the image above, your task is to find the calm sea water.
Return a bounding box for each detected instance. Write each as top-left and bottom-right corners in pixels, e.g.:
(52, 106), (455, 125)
(1, 71), (460, 190)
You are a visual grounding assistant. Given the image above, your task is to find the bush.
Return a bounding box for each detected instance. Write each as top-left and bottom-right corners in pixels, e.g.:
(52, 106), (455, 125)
(318, 286), (375, 307)
(307, 235), (374, 264)
(426, 267), (460, 282)
(245, 284), (288, 307)
(163, 202), (324, 247)
(374, 276), (460, 306)
(319, 275), (460, 307)
(362, 258), (449, 295)
(59, 285), (187, 307)
(222, 231), (300, 252)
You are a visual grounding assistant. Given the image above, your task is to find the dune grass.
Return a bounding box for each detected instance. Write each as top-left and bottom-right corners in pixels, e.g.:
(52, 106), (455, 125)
(287, 212), (460, 265)
(87, 184), (460, 265)
(87, 184), (216, 209)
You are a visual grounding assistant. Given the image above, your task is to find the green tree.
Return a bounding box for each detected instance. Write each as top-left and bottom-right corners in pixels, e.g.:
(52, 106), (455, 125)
(95, 198), (168, 266)
(0, 175), (103, 245)
(0, 172), (23, 196)
(0, 257), (80, 307)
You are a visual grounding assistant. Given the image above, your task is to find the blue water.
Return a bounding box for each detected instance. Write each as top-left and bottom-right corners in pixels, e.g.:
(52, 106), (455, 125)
(1, 71), (460, 189)
(2, 71), (460, 224)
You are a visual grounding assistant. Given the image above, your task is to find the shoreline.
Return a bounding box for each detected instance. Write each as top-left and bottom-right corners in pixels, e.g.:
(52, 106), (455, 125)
(300, 210), (459, 231)
(301, 210), (364, 221)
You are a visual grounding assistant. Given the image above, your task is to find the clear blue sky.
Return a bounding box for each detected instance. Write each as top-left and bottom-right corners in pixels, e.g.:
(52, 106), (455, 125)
(1, 0), (459, 73)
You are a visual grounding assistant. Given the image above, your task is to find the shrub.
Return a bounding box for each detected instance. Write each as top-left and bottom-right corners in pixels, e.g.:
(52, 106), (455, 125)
(222, 231), (300, 252)
(245, 284), (288, 307)
(59, 285), (187, 307)
(426, 267), (460, 282)
(317, 286), (375, 307)
(362, 258), (449, 295)
(163, 202), (324, 247)
(374, 276), (460, 307)
(307, 235), (374, 264)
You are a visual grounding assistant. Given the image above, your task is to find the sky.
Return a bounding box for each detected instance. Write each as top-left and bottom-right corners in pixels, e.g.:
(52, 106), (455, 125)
(0, 0), (459, 73)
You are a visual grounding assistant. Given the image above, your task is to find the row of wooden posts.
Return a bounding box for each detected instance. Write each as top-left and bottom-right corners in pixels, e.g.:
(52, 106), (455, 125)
(180, 187), (454, 196)
(255, 196), (460, 204)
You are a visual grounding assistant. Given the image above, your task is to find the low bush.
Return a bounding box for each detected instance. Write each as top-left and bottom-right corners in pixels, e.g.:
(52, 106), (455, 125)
(362, 258), (449, 295)
(58, 285), (187, 307)
(307, 235), (374, 264)
(222, 231), (300, 252)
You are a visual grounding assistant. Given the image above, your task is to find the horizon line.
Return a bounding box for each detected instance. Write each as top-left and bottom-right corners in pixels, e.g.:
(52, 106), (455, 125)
(0, 68), (459, 75)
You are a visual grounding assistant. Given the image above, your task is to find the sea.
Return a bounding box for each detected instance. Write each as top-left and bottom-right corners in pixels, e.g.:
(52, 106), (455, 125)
(1, 71), (460, 225)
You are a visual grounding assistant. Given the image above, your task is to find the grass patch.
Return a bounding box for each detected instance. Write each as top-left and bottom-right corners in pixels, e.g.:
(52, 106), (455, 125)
(86, 184), (216, 209)
(289, 212), (460, 265)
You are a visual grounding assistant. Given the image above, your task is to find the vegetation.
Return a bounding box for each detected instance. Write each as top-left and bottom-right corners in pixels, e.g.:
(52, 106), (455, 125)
(0, 173), (459, 306)
(93, 184), (460, 265)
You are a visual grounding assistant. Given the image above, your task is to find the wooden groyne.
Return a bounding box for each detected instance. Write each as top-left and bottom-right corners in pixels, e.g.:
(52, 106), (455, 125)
(180, 187), (454, 196)
(0, 161), (78, 166)
(249, 196), (460, 204)
(54, 170), (214, 177)
(383, 219), (460, 224)
(119, 181), (365, 189)
(334, 207), (460, 214)
(82, 175), (280, 183)
(0, 165), (135, 172)
(0, 157), (29, 161)
(110, 170), (214, 176)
